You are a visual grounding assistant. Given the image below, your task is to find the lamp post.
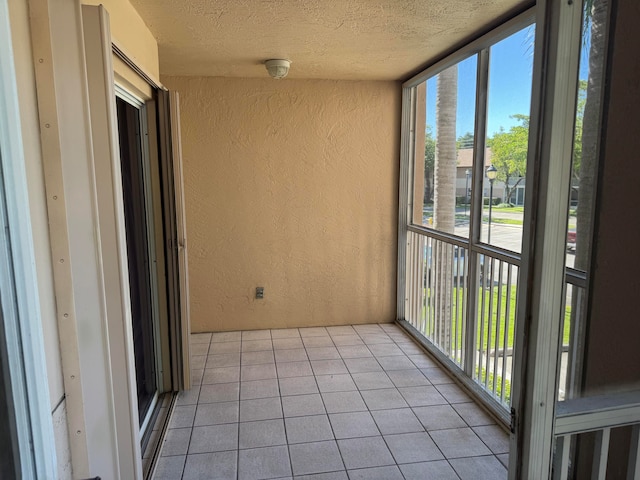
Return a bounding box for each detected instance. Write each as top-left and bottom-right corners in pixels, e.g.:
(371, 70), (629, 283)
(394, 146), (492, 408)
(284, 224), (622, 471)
(465, 169), (471, 218)
(486, 165), (497, 244)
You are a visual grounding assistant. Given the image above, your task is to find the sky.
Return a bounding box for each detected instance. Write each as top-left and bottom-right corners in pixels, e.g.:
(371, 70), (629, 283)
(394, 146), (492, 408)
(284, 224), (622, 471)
(425, 26), (535, 139)
(424, 23), (591, 140)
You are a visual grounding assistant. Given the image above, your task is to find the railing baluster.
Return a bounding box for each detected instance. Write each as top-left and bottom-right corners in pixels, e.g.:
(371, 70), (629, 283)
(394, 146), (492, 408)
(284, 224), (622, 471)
(592, 428), (611, 480)
(493, 260), (503, 395)
(407, 233), (413, 326)
(427, 236), (433, 339)
(478, 256), (486, 384)
(404, 230), (530, 407)
(453, 244), (459, 362)
(485, 258), (494, 390)
(408, 233), (415, 328)
(629, 424), (640, 480)
(460, 246), (467, 367)
(463, 247), (467, 366)
(411, 236), (422, 332)
(553, 435), (572, 480)
(438, 239), (442, 349)
(501, 264), (513, 405)
(510, 265), (519, 389)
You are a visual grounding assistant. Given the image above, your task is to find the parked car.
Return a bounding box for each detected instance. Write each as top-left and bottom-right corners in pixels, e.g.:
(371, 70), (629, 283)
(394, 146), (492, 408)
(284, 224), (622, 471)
(423, 245), (468, 287)
(566, 230), (576, 252)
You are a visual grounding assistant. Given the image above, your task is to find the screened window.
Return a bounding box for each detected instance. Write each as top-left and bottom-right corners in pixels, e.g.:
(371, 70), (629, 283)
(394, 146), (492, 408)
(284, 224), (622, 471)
(412, 55), (478, 239)
(481, 26), (535, 253)
(403, 18), (536, 411)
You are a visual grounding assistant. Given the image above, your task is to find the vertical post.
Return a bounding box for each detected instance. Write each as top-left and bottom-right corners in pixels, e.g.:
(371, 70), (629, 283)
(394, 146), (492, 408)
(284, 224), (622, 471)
(508, 0), (583, 477)
(397, 87), (417, 322)
(0, 1), (57, 476)
(488, 179), (494, 244)
(628, 424), (640, 480)
(465, 169), (471, 218)
(464, 47), (490, 377)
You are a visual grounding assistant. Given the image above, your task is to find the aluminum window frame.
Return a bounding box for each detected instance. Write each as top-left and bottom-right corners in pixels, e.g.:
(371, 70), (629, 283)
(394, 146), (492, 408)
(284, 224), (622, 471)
(114, 84), (165, 438)
(0, 0), (57, 476)
(397, 3), (589, 477)
(397, 8), (537, 415)
(399, 12), (538, 332)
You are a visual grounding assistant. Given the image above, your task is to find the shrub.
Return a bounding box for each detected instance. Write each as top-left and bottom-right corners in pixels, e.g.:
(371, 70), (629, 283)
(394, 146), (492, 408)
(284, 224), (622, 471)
(483, 197), (502, 206)
(476, 367), (511, 404)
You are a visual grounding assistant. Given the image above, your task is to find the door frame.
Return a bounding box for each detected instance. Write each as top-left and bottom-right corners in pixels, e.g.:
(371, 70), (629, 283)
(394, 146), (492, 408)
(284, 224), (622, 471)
(0, 0), (57, 476)
(114, 85), (165, 437)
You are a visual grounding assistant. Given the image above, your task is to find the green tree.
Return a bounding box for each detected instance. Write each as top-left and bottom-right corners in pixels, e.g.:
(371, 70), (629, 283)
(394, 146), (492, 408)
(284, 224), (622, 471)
(424, 127), (436, 202)
(487, 115), (529, 204)
(457, 131), (474, 149)
(572, 80), (588, 181)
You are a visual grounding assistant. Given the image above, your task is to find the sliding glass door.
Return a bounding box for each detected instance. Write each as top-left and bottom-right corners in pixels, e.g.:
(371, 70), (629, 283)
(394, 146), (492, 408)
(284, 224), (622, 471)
(116, 92), (161, 433)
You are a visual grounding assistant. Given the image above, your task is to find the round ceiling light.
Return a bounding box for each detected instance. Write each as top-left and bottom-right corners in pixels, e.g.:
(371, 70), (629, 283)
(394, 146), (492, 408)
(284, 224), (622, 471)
(264, 59), (291, 79)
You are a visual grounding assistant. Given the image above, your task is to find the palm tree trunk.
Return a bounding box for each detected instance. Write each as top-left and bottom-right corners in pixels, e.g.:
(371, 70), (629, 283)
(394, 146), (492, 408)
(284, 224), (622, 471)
(434, 66), (458, 234)
(433, 65), (458, 354)
(576, 0), (607, 271)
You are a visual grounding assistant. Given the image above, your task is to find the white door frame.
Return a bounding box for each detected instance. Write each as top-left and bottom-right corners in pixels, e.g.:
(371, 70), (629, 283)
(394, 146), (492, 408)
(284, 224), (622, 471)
(27, 0), (145, 477)
(0, 0), (57, 477)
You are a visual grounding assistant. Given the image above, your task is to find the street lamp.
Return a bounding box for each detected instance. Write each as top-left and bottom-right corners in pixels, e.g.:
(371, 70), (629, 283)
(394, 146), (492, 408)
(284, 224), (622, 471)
(465, 169), (471, 218)
(486, 165), (498, 244)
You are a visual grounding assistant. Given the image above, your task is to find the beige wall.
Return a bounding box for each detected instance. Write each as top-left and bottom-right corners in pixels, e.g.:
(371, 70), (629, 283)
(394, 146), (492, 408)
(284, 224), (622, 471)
(82, 0), (159, 80)
(162, 77), (400, 332)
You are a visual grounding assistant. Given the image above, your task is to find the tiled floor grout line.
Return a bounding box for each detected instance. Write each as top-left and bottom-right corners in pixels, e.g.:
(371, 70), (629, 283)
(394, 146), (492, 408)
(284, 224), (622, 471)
(309, 335), (347, 477)
(177, 325), (507, 479)
(235, 337), (240, 480)
(384, 329), (460, 479)
(381, 327), (456, 480)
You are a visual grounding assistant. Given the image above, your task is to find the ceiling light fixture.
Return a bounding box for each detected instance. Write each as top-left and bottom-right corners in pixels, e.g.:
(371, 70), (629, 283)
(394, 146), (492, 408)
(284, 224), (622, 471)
(264, 59), (291, 79)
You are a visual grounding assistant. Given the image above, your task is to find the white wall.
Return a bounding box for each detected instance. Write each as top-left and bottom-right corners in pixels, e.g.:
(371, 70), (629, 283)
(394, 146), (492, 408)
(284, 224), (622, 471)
(7, 0), (71, 477)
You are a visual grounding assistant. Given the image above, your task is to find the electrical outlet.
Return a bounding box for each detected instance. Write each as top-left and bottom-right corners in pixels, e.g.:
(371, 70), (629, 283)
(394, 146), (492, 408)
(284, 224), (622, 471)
(255, 287), (264, 299)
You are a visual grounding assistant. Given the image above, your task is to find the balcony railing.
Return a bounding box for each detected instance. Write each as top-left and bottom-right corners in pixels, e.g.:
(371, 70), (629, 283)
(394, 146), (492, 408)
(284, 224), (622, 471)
(553, 391), (640, 479)
(404, 226), (591, 421)
(404, 228), (520, 416)
(559, 270), (588, 402)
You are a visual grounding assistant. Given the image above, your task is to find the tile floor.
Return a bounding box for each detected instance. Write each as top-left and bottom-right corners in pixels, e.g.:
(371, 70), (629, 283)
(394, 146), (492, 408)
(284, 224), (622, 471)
(153, 323), (509, 480)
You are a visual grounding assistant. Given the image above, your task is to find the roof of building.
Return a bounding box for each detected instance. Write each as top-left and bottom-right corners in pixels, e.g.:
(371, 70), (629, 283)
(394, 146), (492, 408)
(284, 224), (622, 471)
(457, 147), (492, 168)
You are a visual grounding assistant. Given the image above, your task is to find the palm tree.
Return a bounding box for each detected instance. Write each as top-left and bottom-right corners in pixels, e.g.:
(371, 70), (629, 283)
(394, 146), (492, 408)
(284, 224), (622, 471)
(565, 18), (609, 472)
(434, 65), (458, 235)
(575, 0), (607, 272)
(433, 65), (458, 354)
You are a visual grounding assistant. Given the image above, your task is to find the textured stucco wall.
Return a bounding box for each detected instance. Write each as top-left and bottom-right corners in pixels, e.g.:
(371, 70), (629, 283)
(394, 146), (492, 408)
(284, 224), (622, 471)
(82, 0), (159, 80)
(162, 77), (400, 332)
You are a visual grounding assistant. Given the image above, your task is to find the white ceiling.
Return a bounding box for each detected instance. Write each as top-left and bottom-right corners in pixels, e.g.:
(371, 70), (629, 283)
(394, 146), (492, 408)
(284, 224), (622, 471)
(130, 0), (528, 80)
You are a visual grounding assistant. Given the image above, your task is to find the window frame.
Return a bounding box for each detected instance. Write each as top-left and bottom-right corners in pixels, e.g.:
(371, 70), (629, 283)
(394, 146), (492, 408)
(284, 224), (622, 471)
(397, 7), (536, 326)
(0, 0), (58, 476)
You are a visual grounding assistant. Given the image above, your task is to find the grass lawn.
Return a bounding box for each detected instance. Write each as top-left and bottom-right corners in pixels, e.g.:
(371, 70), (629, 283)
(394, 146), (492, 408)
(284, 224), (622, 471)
(482, 215), (523, 226)
(417, 284), (572, 405)
(493, 206), (524, 214)
(420, 286), (571, 351)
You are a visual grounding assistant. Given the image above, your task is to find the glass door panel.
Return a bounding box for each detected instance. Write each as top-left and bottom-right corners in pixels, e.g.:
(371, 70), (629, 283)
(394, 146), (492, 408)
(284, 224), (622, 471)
(116, 96), (158, 427)
(481, 25), (535, 253)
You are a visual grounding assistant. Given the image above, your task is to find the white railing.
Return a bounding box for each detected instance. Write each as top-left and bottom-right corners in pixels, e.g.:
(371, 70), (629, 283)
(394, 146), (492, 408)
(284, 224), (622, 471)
(553, 391), (640, 479)
(559, 270), (588, 401)
(405, 227), (520, 411)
